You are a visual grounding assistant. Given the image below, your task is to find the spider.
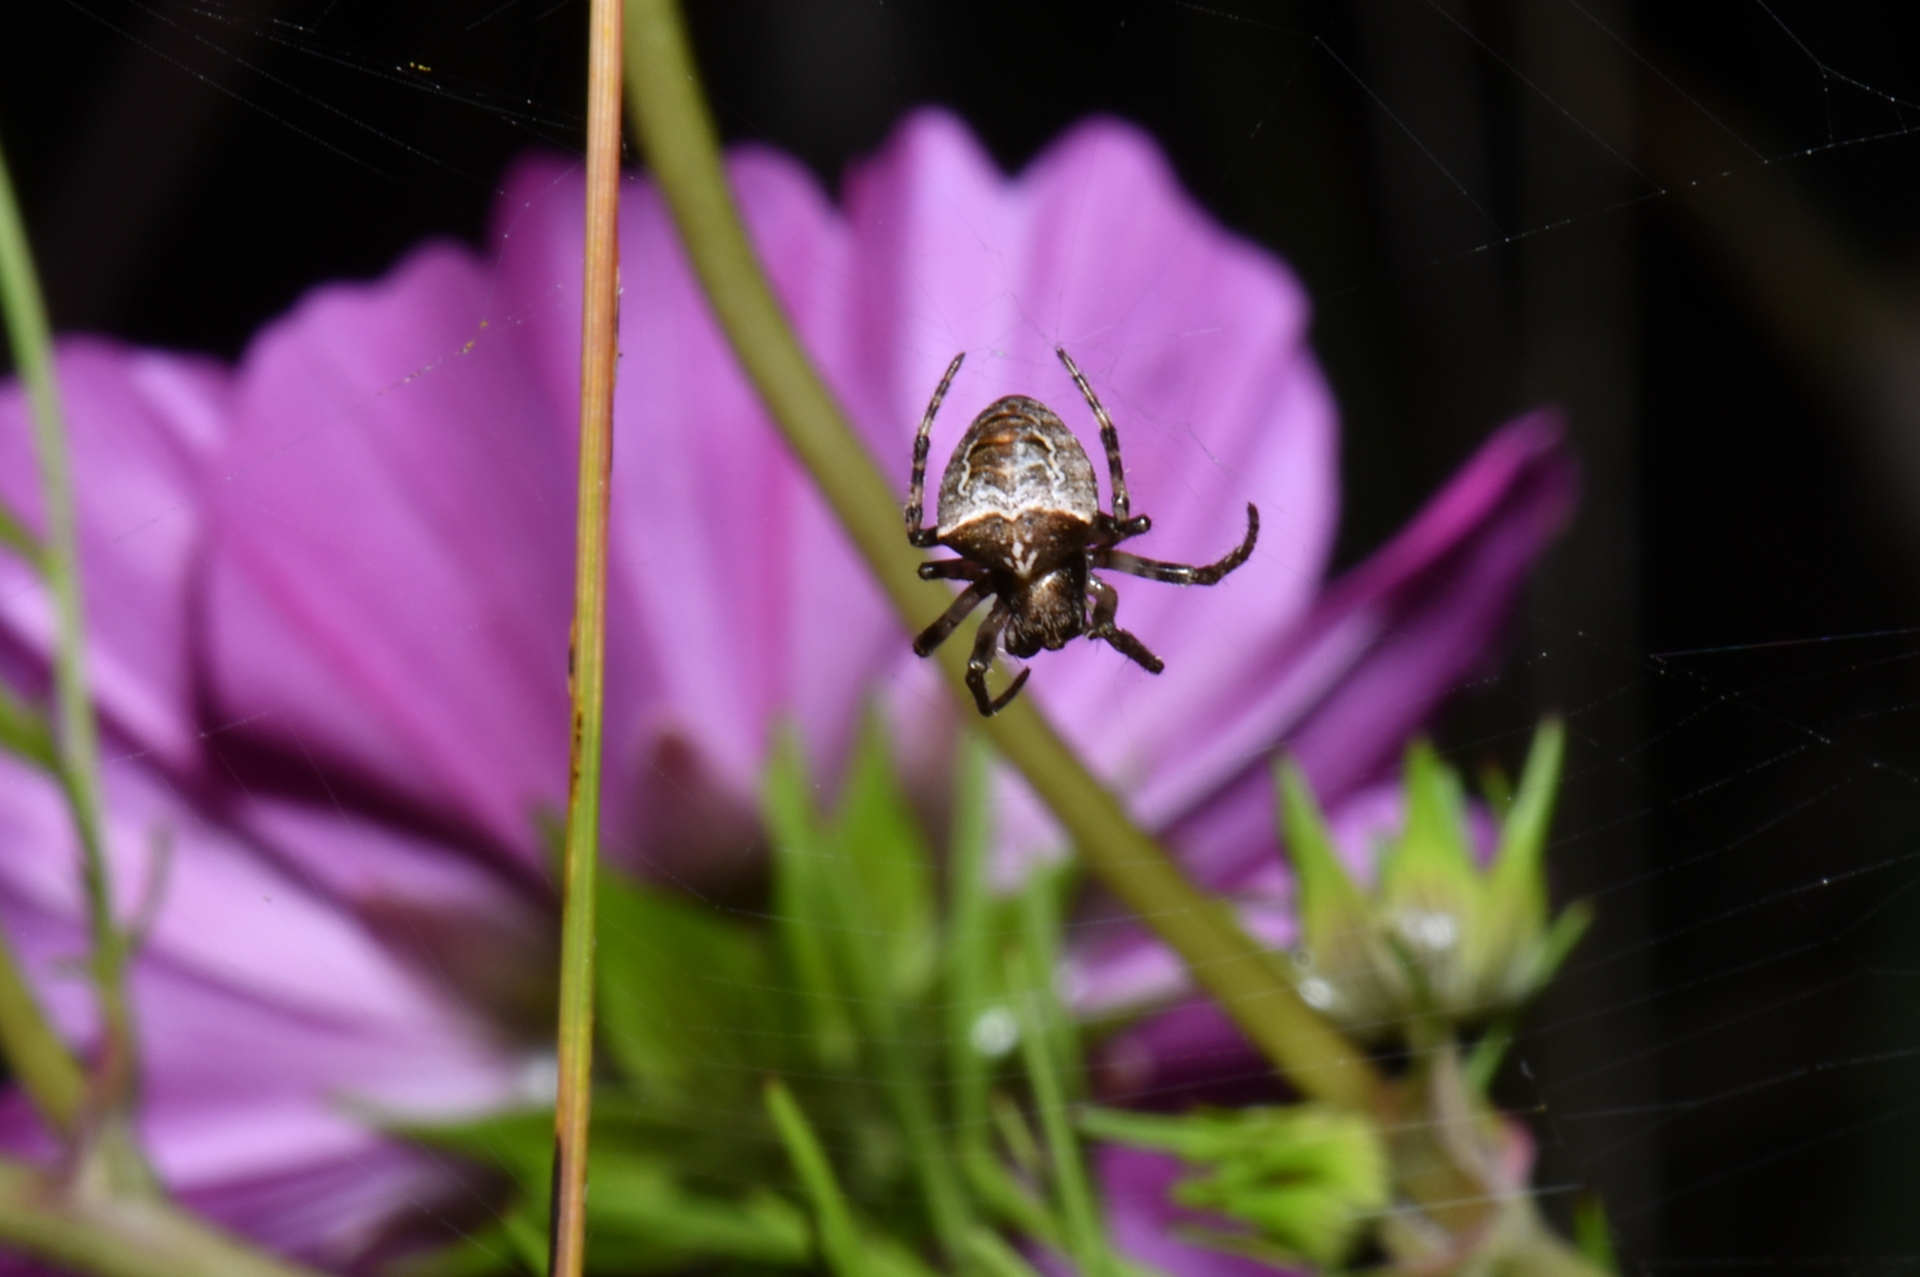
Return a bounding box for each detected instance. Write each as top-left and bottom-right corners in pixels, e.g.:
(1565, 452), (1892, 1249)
(905, 346), (1260, 717)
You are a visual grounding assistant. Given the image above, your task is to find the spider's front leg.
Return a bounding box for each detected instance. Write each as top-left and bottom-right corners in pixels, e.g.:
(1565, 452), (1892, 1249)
(913, 580), (991, 658)
(1058, 346), (1151, 540)
(1086, 576), (1164, 674)
(1096, 503), (1260, 586)
(905, 352), (965, 548)
(967, 599), (1030, 716)
(918, 558), (987, 583)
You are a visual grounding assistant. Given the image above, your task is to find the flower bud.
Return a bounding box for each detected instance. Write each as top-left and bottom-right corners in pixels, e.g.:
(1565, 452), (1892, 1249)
(1278, 721), (1590, 1039)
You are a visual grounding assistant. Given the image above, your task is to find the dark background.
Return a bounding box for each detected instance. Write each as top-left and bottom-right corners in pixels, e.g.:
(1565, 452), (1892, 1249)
(8, 0), (1920, 1268)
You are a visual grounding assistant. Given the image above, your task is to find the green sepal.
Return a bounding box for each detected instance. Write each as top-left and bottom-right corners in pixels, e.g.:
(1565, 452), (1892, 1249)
(1080, 1104), (1389, 1268)
(1277, 759), (1402, 1028)
(1471, 719), (1564, 984)
(1378, 742), (1483, 1010)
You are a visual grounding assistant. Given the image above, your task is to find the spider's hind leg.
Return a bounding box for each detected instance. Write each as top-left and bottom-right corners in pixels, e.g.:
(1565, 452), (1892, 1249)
(1086, 576), (1164, 674)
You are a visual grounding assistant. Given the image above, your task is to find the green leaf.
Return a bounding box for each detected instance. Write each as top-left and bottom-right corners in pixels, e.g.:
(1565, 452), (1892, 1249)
(1009, 928), (1111, 1277)
(946, 732), (1003, 1161)
(966, 1228), (1048, 1277)
(390, 1107), (553, 1183)
(766, 1077), (867, 1277)
(833, 714), (938, 1002)
(394, 1121), (813, 1275)
(584, 1155), (812, 1268)
(765, 735), (859, 1068)
(0, 681), (52, 772)
(596, 871), (783, 1113)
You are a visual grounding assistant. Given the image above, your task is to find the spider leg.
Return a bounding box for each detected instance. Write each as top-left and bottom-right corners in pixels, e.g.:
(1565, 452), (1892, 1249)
(1094, 503), (1260, 586)
(1057, 346), (1151, 539)
(913, 580), (991, 657)
(906, 352), (966, 549)
(967, 598), (1031, 717)
(1086, 576), (1164, 674)
(918, 558), (988, 583)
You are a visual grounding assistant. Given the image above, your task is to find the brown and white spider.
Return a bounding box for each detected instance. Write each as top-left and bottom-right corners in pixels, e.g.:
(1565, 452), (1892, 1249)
(904, 346), (1260, 717)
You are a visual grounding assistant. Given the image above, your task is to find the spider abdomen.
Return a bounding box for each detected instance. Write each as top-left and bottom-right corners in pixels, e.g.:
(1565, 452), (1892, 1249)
(935, 396), (1100, 539)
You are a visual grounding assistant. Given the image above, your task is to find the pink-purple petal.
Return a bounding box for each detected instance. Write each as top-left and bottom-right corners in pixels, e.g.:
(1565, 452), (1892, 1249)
(204, 244), (577, 870)
(0, 342), (230, 772)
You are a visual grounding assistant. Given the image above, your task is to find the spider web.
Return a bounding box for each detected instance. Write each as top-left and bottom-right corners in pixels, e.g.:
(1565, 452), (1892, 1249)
(6, 0), (1920, 1271)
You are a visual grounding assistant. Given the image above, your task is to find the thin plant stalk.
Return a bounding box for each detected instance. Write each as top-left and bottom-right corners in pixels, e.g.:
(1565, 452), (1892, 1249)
(620, 0), (1379, 1111)
(548, 0), (624, 1272)
(0, 131), (129, 1139)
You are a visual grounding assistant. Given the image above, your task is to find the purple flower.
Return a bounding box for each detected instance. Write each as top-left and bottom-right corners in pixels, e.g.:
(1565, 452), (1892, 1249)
(0, 109), (1568, 1271)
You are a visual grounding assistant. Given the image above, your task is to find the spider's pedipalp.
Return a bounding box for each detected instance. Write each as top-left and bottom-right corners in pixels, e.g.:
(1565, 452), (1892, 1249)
(966, 599), (1030, 715)
(1086, 576), (1164, 674)
(1095, 503), (1259, 587)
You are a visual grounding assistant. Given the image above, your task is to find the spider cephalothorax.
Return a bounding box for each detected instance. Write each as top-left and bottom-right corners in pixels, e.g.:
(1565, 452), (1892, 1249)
(905, 347), (1260, 716)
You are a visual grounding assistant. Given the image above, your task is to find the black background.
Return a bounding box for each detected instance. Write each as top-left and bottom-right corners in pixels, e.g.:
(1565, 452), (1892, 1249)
(8, 0), (1920, 1268)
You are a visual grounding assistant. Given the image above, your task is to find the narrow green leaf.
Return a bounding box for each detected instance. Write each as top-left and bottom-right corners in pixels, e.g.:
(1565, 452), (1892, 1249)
(585, 1158), (811, 1267)
(0, 682), (53, 773)
(946, 732), (1001, 1161)
(835, 714), (938, 1001)
(765, 735), (858, 1067)
(962, 1149), (1066, 1250)
(1009, 936), (1110, 1277)
(966, 1227), (1048, 1277)
(766, 1078), (868, 1277)
(809, 718), (970, 1261)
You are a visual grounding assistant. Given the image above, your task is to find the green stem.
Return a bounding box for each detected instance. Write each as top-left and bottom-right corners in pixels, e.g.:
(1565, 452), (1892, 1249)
(0, 129), (132, 1141)
(548, 0), (624, 1272)
(0, 1155), (324, 1277)
(620, 0), (1380, 1112)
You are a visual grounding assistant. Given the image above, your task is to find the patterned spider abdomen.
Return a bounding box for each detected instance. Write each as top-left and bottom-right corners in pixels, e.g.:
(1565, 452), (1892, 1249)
(935, 396), (1099, 581)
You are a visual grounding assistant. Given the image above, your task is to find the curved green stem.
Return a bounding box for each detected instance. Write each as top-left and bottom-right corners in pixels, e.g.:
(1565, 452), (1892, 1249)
(0, 1155), (323, 1277)
(620, 0), (1379, 1111)
(0, 131), (126, 1141)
